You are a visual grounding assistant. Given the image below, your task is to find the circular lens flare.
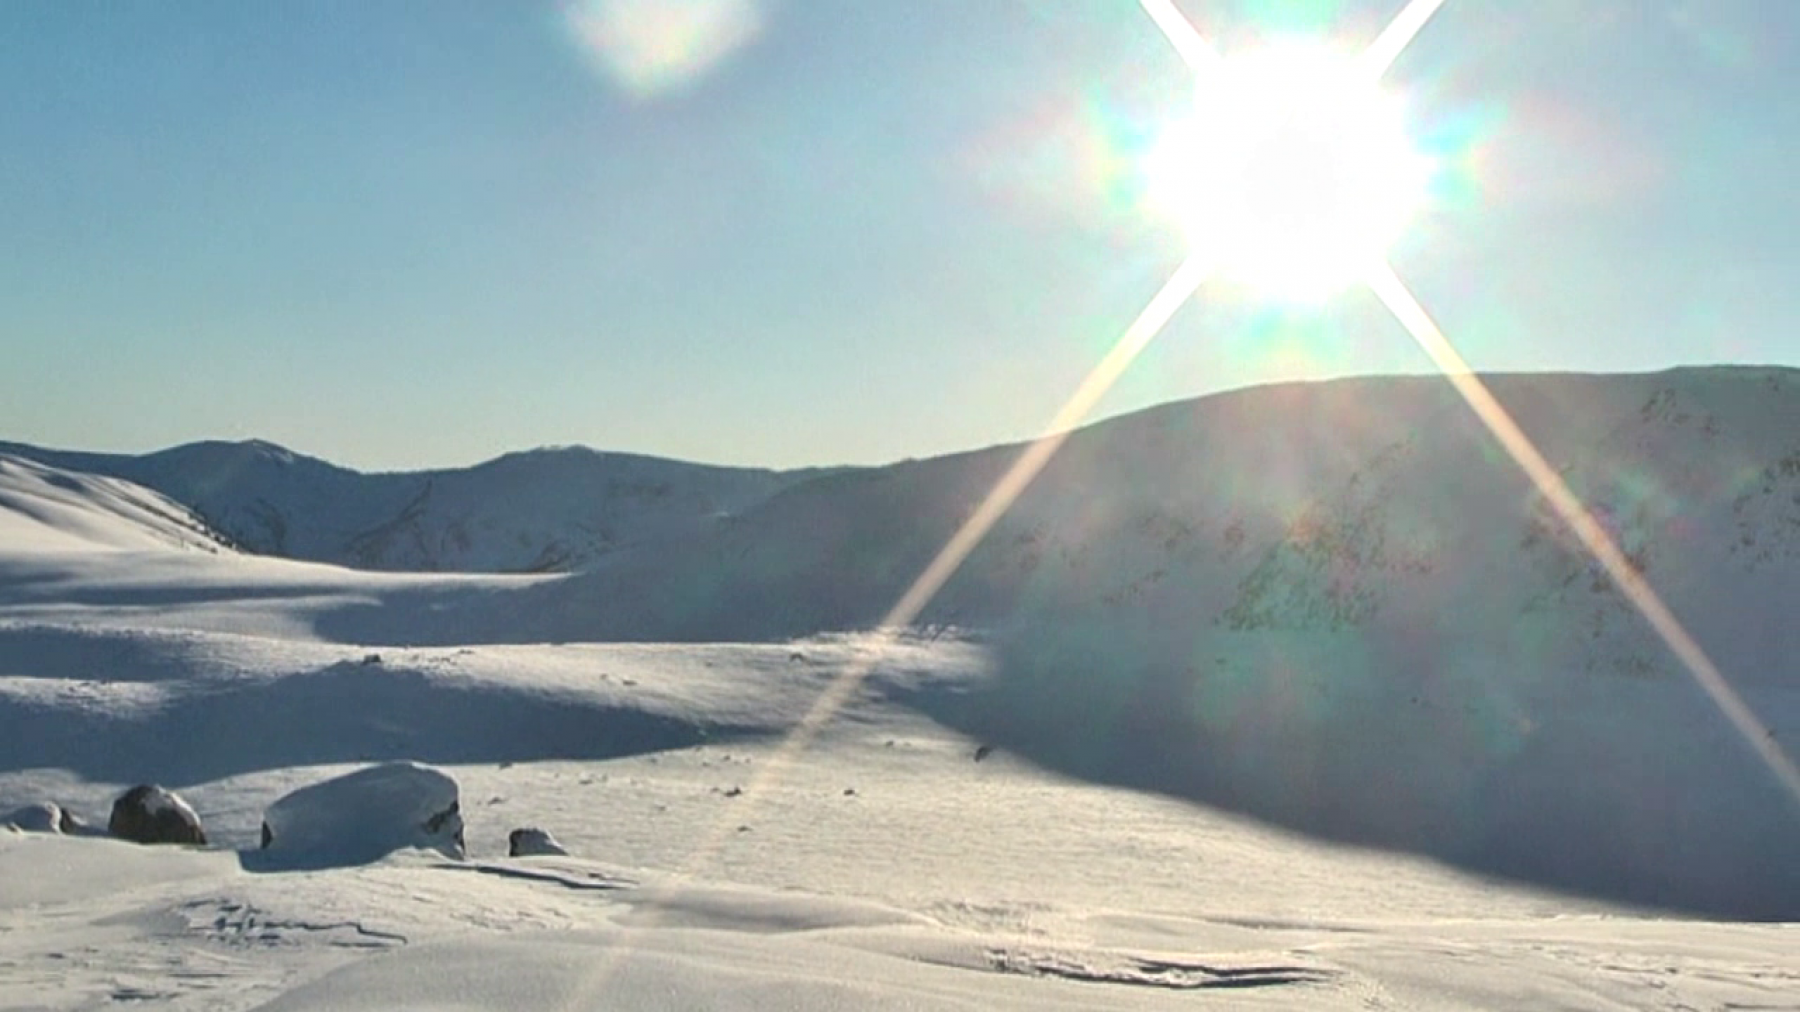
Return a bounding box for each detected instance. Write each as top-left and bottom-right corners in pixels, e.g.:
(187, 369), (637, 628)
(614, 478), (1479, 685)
(1146, 44), (1435, 301)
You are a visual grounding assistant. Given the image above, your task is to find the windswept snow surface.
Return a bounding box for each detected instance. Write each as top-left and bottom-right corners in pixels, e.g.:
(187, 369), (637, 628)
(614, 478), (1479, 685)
(1, 368), (1798, 1008)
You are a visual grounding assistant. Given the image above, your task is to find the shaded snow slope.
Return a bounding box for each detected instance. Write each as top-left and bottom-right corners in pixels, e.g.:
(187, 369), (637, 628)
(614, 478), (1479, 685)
(0, 439), (822, 573)
(0, 625), (799, 786)
(0, 473), (548, 642)
(488, 366), (1800, 644)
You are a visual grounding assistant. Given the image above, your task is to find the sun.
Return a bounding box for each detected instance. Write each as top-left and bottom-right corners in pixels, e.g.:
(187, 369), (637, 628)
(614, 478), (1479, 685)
(1144, 43), (1434, 302)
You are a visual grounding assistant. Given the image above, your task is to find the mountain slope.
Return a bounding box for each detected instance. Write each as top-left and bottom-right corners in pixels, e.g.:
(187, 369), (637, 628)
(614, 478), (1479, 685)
(6, 366), (1798, 916)
(485, 366), (1800, 643)
(0, 454), (234, 555)
(434, 365), (1800, 916)
(0, 440), (822, 573)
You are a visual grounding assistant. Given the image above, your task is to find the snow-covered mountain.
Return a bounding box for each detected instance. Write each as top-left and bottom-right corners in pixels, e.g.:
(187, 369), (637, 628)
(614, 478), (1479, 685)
(3, 367), (1800, 1009)
(422, 365), (1800, 916)
(4, 366), (1799, 919)
(479, 366), (1800, 644)
(0, 439), (821, 573)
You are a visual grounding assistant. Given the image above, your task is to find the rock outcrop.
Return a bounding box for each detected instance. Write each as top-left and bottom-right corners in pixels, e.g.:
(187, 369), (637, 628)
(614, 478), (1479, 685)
(507, 827), (569, 857)
(109, 785), (207, 845)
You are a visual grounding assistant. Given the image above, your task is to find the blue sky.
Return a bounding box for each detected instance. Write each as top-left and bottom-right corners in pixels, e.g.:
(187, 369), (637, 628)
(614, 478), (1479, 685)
(4, 0), (1797, 469)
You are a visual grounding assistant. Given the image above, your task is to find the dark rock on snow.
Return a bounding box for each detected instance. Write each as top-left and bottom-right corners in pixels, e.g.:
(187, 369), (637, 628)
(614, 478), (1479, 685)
(508, 827), (569, 857)
(109, 785), (207, 846)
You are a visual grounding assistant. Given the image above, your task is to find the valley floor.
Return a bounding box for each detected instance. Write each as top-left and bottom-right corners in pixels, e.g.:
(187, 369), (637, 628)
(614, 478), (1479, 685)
(0, 531), (1795, 1009)
(2, 627), (1796, 1010)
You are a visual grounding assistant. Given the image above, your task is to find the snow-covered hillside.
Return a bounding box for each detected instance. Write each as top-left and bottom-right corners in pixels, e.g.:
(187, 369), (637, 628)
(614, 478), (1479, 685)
(2, 367), (1799, 1008)
(0, 439), (821, 573)
(426, 365), (1800, 917)
(489, 366), (1800, 643)
(0, 454), (233, 555)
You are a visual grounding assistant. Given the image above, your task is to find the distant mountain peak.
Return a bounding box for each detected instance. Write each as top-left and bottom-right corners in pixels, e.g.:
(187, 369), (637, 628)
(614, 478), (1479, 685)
(518, 444), (601, 457)
(236, 439), (300, 463)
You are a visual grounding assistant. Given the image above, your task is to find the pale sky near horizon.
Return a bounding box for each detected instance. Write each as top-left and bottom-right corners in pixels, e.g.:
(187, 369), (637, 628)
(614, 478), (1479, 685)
(4, 1), (1798, 470)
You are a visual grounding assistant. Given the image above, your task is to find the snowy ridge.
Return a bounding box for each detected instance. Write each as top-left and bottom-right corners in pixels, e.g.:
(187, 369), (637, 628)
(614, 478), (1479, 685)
(0, 439), (823, 573)
(486, 366), (1800, 643)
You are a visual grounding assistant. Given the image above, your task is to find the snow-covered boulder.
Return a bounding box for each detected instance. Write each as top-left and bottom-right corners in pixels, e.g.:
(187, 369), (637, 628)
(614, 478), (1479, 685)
(3, 803), (64, 834)
(507, 827), (568, 857)
(109, 785), (207, 846)
(59, 809), (105, 836)
(259, 762), (464, 869)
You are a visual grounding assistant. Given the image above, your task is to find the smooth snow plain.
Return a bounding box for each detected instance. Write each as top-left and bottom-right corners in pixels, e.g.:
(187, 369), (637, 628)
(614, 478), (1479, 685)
(1, 451), (1797, 1011)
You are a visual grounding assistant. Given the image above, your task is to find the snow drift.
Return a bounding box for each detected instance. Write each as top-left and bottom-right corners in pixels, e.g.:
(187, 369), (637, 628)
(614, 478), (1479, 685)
(256, 762), (464, 869)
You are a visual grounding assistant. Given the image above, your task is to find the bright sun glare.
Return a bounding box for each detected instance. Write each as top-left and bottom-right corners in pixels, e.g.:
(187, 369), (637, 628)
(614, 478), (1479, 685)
(1145, 44), (1434, 301)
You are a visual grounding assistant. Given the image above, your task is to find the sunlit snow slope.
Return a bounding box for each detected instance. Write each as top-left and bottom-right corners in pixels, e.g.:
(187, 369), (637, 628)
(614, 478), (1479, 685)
(0, 454), (232, 555)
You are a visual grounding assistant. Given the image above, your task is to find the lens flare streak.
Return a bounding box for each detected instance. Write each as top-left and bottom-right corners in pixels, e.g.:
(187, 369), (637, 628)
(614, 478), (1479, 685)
(1359, 0), (1451, 79)
(1367, 262), (1800, 806)
(568, 1), (1799, 1004)
(731, 255), (1211, 822)
(556, 257), (1212, 1010)
(1137, 0), (1221, 73)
